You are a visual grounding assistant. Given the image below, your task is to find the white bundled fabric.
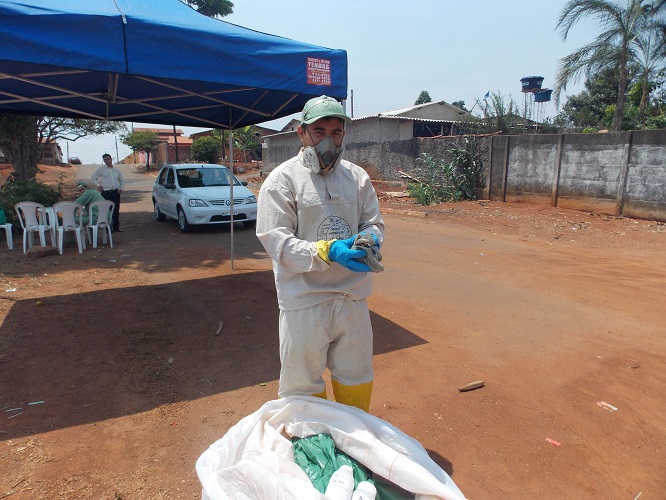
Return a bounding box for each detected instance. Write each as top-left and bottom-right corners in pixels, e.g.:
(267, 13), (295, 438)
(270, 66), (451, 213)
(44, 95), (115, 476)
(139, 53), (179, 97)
(196, 395), (467, 500)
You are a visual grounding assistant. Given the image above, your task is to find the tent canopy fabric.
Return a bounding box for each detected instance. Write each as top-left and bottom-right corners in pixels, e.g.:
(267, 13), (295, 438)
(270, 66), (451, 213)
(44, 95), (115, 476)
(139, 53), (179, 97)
(0, 0), (348, 129)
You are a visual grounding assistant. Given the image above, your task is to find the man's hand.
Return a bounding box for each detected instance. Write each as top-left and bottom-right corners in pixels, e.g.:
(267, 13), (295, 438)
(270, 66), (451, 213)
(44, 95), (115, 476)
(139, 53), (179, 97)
(328, 238), (371, 272)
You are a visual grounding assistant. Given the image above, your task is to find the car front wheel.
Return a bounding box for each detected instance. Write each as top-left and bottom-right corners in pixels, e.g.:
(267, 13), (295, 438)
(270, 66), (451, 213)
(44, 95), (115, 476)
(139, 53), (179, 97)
(177, 207), (191, 233)
(154, 201), (166, 222)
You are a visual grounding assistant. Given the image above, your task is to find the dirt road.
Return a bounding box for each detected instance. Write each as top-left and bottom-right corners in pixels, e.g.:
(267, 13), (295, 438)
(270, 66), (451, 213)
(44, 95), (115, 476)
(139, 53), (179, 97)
(1, 163), (664, 498)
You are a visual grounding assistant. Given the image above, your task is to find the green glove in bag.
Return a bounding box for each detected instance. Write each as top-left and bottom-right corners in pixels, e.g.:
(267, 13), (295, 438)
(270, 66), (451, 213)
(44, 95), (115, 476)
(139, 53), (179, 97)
(292, 433), (413, 499)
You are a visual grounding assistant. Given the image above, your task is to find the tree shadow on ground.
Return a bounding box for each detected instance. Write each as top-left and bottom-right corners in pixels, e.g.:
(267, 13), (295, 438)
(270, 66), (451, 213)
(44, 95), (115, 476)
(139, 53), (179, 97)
(0, 271), (427, 440)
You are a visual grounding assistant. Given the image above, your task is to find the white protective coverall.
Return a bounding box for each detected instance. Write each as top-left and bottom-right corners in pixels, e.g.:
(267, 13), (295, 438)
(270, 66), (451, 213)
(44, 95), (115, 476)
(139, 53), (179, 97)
(256, 150), (384, 411)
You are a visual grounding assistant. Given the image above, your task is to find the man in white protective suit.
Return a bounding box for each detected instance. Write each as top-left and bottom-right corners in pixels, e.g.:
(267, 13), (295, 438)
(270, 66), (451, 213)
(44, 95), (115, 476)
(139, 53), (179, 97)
(256, 95), (385, 412)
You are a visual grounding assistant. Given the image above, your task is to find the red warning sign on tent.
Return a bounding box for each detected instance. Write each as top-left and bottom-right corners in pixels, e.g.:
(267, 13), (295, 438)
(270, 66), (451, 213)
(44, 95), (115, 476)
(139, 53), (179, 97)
(307, 58), (331, 86)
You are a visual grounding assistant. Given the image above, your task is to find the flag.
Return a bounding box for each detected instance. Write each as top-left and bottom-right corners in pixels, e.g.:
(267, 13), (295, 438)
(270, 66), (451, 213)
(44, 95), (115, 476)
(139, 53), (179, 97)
(484, 91), (490, 99)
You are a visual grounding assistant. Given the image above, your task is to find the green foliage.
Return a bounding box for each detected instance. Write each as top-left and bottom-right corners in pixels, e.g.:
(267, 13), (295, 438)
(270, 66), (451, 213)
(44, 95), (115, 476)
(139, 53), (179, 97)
(555, 67), (666, 130)
(554, 0), (664, 131)
(582, 127), (598, 133)
(181, 0), (233, 17)
(473, 91), (522, 133)
(554, 68), (619, 128)
(191, 135), (221, 164)
(0, 177), (64, 226)
(414, 91), (432, 105)
(407, 138), (484, 205)
(233, 125), (261, 162)
(0, 114), (126, 181)
(451, 100), (468, 111)
(121, 130), (158, 169)
(40, 117), (126, 143)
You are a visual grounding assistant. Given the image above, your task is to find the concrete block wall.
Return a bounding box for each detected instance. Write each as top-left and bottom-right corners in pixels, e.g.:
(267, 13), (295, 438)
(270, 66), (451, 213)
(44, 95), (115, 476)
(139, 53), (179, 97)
(262, 131), (300, 169)
(263, 126), (665, 221)
(623, 130), (666, 220)
(490, 129), (666, 220)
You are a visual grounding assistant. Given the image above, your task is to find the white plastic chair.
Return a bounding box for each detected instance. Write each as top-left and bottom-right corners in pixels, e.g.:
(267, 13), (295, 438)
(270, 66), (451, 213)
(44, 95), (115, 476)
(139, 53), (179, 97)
(86, 200), (114, 249)
(52, 201), (87, 254)
(41, 206), (58, 248)
(14, 201), (50, 254)
(0, 223), (13, 249)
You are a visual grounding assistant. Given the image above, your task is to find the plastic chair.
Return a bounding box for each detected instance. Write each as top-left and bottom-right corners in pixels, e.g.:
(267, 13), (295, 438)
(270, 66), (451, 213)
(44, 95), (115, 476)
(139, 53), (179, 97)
(14, 201), (50, 254)
(86, 200), (115, 249)
(52, 201), (87, 254)
(0, 223), (13, 250)
(41, 207), (58, 248)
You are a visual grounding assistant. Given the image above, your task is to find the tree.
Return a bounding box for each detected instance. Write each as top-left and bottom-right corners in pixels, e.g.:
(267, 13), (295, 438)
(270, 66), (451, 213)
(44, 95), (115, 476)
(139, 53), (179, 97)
(554, 0), (659, 131)
(473, 91), (522, 133)
(191, 135), (221, 164)
(633, 16), (666, 119)
(232, 125), (261, 163)
(181, 0), (233, 17)
(0, 115), (125, 181)
(553, 68), (619, 128)
(451, 100), (468, 111)
(414, 91), (432, 105)
(121, 130), (159, 170)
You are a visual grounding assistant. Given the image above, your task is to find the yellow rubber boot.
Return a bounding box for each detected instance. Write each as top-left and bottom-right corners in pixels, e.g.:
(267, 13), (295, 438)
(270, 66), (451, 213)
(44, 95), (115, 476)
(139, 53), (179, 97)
(331, 380), (373, 412)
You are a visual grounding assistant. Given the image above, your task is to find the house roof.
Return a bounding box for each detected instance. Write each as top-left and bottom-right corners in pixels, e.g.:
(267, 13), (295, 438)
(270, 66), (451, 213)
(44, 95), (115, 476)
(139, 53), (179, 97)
(280, 118), (301, 133)
(132, 127), (193, 144)
(134, 127), (185, 136)
(188, 125), (280, 141)
(356, 100), (476, 123)
(165, 135), (193, 145)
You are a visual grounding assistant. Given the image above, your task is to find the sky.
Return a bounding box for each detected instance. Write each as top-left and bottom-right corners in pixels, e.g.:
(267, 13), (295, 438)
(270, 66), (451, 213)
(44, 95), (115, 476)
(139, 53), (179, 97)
(66, 0), (600, 164)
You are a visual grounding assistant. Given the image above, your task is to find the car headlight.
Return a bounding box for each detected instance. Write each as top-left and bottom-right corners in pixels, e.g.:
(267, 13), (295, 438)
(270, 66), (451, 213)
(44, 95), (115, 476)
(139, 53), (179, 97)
(188, 199), (208, 207)
(246, 195), (257, 204)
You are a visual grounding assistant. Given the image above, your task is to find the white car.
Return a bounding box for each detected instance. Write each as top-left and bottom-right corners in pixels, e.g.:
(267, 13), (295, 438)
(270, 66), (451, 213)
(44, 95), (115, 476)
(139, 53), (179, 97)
(152, 164), (257, 233)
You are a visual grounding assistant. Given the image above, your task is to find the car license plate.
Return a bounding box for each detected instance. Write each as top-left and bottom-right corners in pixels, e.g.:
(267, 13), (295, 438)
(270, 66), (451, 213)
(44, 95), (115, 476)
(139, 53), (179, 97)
(221, 210), (239, 216)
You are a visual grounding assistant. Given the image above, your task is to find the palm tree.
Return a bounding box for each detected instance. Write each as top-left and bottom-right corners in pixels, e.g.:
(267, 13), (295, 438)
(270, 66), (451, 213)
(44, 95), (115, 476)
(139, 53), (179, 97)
(554, 0), (654, 131)
(633, 25), (663, 120)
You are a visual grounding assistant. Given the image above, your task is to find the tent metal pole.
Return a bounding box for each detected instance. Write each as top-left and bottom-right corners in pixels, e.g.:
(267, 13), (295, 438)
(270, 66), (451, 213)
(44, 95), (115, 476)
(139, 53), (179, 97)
(229, 118), (235, 270)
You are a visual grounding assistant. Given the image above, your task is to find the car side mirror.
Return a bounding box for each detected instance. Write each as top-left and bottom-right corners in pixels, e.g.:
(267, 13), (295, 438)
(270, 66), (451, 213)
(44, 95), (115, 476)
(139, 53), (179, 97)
(241, 181), (248, 186)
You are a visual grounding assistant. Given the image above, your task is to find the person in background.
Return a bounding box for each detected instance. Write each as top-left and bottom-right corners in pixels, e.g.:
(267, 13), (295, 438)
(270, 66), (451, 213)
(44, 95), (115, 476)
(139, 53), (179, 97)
(256, 96), (384, 412)
(74, 181), (104, 225)
(92, 153), (124, 232)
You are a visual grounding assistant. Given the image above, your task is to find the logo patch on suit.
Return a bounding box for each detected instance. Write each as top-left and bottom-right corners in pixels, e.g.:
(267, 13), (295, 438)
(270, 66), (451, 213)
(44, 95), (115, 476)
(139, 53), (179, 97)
(317, 216), (352, 241)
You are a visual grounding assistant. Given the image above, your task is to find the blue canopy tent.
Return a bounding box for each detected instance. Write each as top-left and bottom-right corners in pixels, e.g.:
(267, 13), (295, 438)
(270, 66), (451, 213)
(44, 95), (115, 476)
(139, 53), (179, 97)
(0, 0), (348, 266)
(0, 0), (348, 128)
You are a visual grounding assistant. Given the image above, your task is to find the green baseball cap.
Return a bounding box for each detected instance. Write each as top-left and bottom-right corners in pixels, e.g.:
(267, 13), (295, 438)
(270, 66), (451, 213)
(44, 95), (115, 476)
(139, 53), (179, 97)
(301, 95), (351, 125)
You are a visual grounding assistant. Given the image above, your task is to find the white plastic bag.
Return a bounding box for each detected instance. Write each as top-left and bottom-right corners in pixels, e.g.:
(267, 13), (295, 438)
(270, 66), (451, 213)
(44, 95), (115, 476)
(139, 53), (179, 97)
(196, 395), (467, 500)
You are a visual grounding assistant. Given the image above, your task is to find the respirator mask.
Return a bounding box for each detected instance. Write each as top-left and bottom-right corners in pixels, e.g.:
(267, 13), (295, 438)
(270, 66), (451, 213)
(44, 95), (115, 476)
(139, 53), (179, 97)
(302, 133), (345, 174)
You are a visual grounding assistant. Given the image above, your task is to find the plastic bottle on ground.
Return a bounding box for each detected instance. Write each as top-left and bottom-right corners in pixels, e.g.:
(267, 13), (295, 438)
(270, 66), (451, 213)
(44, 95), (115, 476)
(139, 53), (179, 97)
(325, 464), (354, 500)
(351, 480), (377, 500)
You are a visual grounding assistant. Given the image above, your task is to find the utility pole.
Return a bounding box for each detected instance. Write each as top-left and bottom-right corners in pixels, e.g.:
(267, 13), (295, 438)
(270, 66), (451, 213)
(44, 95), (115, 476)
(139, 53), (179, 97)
(115, 136), (120, 163)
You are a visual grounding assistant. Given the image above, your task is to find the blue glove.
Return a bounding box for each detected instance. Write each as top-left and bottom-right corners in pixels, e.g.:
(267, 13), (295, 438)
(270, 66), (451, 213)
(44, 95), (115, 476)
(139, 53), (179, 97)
(329, 239), (371, 272)
(337, 234), (358, 247)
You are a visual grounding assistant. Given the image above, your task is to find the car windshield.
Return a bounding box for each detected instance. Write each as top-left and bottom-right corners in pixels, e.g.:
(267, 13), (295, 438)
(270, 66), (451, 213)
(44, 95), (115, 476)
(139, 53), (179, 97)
(175, 167), (241, 188)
